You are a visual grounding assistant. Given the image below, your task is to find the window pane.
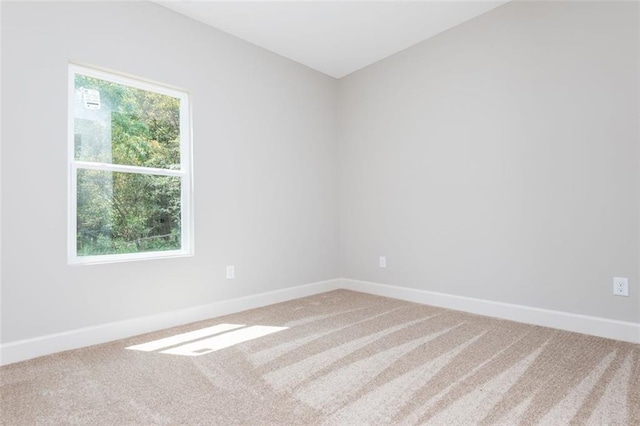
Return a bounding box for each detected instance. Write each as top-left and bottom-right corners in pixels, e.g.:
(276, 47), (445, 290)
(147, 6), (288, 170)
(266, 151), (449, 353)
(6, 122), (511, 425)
(74, 74), (181, 169)
(77, 169), (182, 256)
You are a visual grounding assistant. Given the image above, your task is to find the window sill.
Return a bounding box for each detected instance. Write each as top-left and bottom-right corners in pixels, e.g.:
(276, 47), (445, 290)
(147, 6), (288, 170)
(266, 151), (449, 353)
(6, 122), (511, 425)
(68, 249), (193, 266)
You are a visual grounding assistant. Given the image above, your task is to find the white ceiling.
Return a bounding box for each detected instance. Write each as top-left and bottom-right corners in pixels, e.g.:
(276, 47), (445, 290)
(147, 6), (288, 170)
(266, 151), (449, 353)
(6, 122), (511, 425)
(157, 1), (509, 79)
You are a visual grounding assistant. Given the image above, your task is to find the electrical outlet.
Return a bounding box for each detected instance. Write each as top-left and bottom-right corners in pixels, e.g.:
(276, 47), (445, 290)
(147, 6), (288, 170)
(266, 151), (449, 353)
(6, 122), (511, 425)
(226, 265), (235, 280)
(613, 277), (628, 296)
(379, 256), (386, 268)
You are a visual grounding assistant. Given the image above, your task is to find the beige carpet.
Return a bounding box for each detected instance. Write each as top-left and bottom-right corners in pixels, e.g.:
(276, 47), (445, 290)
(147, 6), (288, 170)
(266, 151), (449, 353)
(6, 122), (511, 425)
(1, 290), (638, 425)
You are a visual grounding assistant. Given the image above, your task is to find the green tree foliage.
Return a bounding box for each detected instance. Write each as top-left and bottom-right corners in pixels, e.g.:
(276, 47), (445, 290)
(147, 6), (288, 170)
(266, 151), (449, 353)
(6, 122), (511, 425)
(75, 76), (182, 256)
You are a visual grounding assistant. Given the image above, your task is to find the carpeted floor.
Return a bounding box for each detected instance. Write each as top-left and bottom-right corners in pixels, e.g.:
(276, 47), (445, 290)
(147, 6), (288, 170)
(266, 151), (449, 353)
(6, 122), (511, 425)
(1, 290), (638, 425)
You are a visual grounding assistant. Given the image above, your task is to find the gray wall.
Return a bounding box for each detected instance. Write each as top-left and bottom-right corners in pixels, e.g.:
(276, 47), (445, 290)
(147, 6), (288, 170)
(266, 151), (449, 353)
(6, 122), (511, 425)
(2, 0), (638, 345)
(339, 1), (639, 323)
(1, 2), (339, 342)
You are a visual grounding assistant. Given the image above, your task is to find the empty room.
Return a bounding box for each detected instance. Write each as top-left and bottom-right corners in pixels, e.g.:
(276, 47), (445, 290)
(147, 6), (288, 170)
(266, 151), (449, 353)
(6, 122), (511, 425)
(1, 0), (638, 424)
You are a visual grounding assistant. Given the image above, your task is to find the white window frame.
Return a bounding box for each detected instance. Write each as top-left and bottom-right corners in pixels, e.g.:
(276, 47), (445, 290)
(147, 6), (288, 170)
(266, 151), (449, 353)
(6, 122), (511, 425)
(68, 64), (193, 265)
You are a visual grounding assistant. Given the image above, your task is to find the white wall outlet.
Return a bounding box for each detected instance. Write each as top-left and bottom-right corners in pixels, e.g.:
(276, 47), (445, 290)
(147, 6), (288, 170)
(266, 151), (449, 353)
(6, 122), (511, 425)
(613, 277), (628, 296)
(226, 265), (235, 279)
(379, 256), (386, 268)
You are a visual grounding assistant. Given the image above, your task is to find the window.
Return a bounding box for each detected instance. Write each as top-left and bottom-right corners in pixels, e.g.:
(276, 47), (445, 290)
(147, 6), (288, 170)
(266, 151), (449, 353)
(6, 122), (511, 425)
(68, 64), (192, 264)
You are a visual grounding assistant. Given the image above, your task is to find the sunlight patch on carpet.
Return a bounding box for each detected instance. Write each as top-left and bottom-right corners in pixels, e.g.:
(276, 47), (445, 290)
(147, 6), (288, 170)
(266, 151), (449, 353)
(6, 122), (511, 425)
(126, 324), (288, 356)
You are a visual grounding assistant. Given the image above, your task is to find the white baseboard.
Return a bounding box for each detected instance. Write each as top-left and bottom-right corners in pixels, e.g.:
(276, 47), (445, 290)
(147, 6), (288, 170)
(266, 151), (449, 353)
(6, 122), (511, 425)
(2, 277), (637, 366)
(0, 278), (342, 366)
(339, 278), (640, 344)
